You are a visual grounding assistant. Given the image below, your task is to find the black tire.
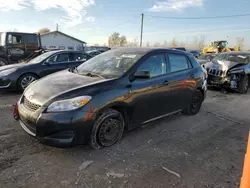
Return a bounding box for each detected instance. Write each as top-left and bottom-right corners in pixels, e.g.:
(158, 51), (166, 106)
(17, 74), (38, 92)
(183, 90), (203, 115)
(238, 75), (249, 94)
(0, 58), (8, 66)
(90, 109), (125, 149)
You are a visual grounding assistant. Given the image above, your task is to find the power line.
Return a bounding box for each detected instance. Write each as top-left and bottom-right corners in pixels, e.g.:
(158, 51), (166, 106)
(146, 13), (250, 20)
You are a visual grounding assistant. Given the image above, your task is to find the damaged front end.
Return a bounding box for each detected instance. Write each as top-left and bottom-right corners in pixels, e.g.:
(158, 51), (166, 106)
(205, 60), (247, 91)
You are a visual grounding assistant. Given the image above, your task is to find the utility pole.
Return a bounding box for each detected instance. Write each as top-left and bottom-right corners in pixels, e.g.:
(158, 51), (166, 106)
(140, 13), (144, 47)
(56, 23), (59, 31)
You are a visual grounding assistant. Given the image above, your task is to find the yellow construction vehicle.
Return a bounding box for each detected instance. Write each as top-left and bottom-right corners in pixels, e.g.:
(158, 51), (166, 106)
(201, 40), (239, 54)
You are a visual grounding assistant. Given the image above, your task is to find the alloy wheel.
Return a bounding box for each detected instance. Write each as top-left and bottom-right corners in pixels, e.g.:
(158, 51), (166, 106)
(21, 76), (36, 90)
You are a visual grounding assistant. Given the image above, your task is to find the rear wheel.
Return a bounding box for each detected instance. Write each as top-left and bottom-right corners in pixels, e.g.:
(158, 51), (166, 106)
(17, 74), (38, 91)
(183, 90), (203, 115)
(238, 75), (249, 94)
(90, 109), (125, 149)
(0, 58), (8, 66)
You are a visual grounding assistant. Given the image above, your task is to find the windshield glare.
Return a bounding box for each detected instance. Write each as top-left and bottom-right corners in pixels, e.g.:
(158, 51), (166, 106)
(213, 53), (250, 64)
(28, 51), (55, 64)
(199, 54), (214, 60)
(76, 50), (143, 78)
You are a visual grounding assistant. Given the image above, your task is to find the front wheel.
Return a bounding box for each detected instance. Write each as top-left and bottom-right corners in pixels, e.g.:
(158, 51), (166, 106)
(183, 90), (203, 115)
(90, 109), (125, 149)
(17, 74), (38, 91)
(0, 58), (8, 66)
(238, 75), (249, 94)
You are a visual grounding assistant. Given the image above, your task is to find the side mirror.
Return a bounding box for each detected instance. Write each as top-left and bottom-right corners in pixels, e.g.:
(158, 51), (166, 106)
(134, 70), (150, 79)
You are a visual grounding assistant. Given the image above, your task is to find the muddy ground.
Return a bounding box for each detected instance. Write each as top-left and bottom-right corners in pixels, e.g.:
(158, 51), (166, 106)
(0, 89), (249, 188)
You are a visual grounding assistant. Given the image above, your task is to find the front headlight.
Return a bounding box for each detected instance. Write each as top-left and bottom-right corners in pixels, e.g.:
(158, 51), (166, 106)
(47, 96), (92, 112)
(0, 68), (17, 77)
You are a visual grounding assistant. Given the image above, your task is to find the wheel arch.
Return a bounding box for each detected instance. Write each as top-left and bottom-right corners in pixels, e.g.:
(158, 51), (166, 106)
(196, 86), (205, 101)
(96, 102), (132, 130)
(16, 72), (40, 89)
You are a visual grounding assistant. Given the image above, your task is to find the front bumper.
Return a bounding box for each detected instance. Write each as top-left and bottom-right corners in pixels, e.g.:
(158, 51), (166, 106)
(0, 75), (17, 90)
(14, 100), (96, 148)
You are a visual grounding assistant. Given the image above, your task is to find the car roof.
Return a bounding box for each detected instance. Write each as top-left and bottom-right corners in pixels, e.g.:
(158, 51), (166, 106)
(86, 50), (101, 53)
(111, 47), (189, 55)
(46, 50), (86, 53)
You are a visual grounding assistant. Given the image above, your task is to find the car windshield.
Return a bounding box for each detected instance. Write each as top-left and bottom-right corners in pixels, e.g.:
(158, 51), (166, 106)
(213, 53), (250, 64)
(76, 49), (143, 78)
(199, 54), (214, 60)
(28, 51), (56, 64)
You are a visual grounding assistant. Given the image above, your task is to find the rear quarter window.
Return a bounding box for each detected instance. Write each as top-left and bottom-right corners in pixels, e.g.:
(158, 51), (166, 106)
(188, 55), (200, 68)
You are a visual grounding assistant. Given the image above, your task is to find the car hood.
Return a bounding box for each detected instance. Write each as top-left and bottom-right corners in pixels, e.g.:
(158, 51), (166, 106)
(24, 70), (109, 105)
(197, 59), (210, 65)
(204, 59), (245, 72)
(0, 63), (28, 71)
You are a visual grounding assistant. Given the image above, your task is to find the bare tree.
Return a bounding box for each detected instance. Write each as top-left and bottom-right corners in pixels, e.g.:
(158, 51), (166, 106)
(127, 37), (139, 47)
(153, 42), (161, 47)
(146, 41), (151, 47)
(198, 36), (205, 49)
(236, 37), (244, 50)
(108, 32), (127, 47)
(171, 38), (177, 48)
(38, 28), (50, 34)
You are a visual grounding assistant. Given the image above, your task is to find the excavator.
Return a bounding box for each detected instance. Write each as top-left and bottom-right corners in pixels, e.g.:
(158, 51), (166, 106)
(201, 40), (240, 54)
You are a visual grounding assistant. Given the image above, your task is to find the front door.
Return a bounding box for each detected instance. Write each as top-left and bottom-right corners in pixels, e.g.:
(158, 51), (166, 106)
(6, 33), (26, 62)
(41, 52), (71, 77)
(128, 53), (173, 125)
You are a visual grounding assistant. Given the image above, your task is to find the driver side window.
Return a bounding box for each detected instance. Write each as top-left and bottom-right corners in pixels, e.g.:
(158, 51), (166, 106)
(137, 54), (166, 78)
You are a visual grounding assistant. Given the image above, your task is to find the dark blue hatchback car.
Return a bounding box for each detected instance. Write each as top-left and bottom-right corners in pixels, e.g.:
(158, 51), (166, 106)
(14, 48), (207, 149)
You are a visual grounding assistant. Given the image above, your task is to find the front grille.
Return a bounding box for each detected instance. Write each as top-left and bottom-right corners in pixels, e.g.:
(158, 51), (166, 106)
(207, 68), (224, 77)
(23, 97), (41, 111)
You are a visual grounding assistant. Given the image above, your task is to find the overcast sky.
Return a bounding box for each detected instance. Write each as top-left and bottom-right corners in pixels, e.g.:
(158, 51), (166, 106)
(0, 0), (250, 48)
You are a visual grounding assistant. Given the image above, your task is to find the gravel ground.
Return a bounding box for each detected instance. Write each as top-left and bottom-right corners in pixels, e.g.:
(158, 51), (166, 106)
(0, 89), (249, 188)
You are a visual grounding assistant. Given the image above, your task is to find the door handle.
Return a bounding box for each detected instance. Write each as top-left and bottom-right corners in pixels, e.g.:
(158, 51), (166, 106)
(190, 74), (194, 78)
(163, 80), (169, 85)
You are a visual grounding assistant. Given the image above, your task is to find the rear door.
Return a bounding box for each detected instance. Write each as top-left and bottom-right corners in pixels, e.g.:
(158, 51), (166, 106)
(23, 34), (40, 58)
(6, 33), (26, 62)
(164, 52), (196, 111)
(40, 52), (71, 76)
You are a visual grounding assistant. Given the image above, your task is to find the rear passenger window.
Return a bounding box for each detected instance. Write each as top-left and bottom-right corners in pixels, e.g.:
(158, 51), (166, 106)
(71, 53), (88, 61)
(168, 54), (189, 73)
(55, 53), (69, 62)
(25, 34), (38, 44)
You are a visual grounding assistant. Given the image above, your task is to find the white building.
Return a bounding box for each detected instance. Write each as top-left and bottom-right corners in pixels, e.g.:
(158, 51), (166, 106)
(40, 31), (86, 51)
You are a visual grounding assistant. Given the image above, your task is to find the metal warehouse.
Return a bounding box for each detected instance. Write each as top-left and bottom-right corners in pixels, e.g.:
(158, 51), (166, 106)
(40, 31), (86, 51)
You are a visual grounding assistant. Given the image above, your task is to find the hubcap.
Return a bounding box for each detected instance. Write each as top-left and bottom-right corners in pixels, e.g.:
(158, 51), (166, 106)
(98, 118), (123, 146)
(21, 76), (36, 90)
